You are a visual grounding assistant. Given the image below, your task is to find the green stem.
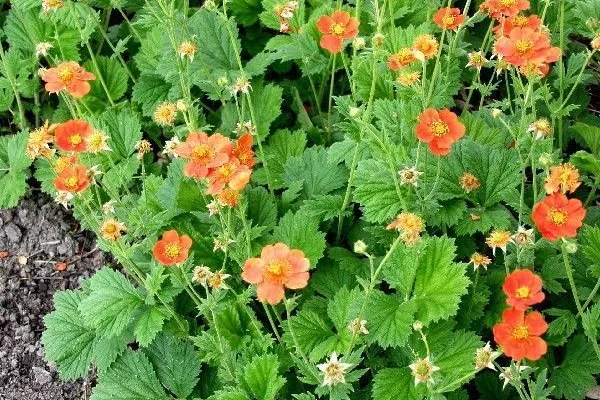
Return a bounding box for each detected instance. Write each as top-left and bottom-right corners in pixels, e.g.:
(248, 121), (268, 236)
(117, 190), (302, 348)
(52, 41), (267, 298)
(84, 42), (115, 106)
(326, 54), (337, 142)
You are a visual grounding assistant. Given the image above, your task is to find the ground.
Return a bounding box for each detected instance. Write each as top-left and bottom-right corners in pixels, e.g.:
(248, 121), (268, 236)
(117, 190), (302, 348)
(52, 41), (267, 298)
(0, 193), (108, 399)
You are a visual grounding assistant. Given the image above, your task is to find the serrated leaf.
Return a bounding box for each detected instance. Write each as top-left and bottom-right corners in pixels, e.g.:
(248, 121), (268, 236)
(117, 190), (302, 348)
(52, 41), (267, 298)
(365, 290), (415, 348)
(188, 9), (240, 71)
(412, 237), (470, 324)
(299, 194), (346, 221)
(133, 305), (169, 347)
(96, 108), (143, 160)
(79, 268), (144, 338)
(246, 186), (277, 230)
(272, 211), (326, 266)
(91, 349), (169, 400)
(132, 73), (172, 116)
(242, 354), (286, 400)
(433, 331), (482, 393)
(145, 334), (201, 398)
(0, 132), (32, 207)
(257, 129), (306, 189)
(282, 309), (337, 363)
(84, 56), (128, 102)
(372, 368), (426, 400)
(353, 159), (404, 223)
(249, 83), (282, 140)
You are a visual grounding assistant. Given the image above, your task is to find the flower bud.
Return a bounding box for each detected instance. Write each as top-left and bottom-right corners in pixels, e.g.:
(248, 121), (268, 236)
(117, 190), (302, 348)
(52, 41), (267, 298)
(491, 108), (502, 118)
(563, 239), (578, 254)
(353, 240), (368, 255)
(371, 33), (385, 48)
(352, 37), (366, 50)
(538, 153), (553, 168)
(348, 106), (361, 118)
(217, 76), (229, 87)
(592, 37), (600, 51)
(413, 320), (423, 331)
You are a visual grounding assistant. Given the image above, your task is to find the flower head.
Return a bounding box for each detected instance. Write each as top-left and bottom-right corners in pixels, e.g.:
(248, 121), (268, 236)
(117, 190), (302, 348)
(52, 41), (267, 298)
(503, 269), (545, 310)
(55, 119), (93, 152)
(466, 51), (488, 69)
(40, 61), (95, 99)
(232, 77), (252, 95)
(177, 41), (197, 61)
(207, 158), (252, 195)
(100, 219), (127, 241)
(348, 318), (369, 335)
(413, 34), (438, 59)
(135, 139), (153, 160)
(241, 243), (310, 305)
(544, 163), (581, 195)
(512, 226), (534, 247)
(86, 130), (111, 153)
(475, 342), (500, 370)
(102, 200), (115, 215)
(470, 252), (492, 270)
(54, 191), (73, 208)
(481, 0), (530, 19)
(316, 11), (359, 54)
(499, 365), (530, 389)
(398, 167), (423, 186)
(416, 108), (465, 156)
(387, 212), (425, 245)
(53, 154), (78, 174)
(494, 14), (541, 37)
(494, 27), (561, 67)
(493, 307), (548, 361)
(192, 265), (213, 286)
(26, 120), (56, 159)
(528, 118), (552, 139)
(460, 172), (481, 193)
(396, 71), (421, 86)
(532, 193), (585, 241)
(153, 102), (178, 126)
(317, 353), (352, 387)
(409, 356), (440, 386)
(175, 132), (232, 180)
(208, 270), (231, 291)
(232, 133), (255, 167)
(217, 188), (241, 207)
(35, 42), (53, 57)
(163, 136), (181, 158)
(53, 164), (91, 193)
(387, 48), (417, 71)
(486, 230), (513, 255)
(152, 230), (193, 266)
(433, 7), (464, 31)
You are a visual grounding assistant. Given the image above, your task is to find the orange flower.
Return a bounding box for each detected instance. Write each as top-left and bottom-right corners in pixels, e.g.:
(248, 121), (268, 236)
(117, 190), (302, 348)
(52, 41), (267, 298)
(433, 8), (464, 31)
(53, 164), (90, 193)
(470, 252), (492, 270)
(532, 193), (585, 241)
(40, 61), (95, 99)
(544, 163), (581, 195)
(486, 230), (513, 255)
(503, 269), (545, 310)
(415, 108), (465, 156)
(175, 132), (232, 180)
(54, 119), (93, 152)
(481, 0), (530, 19)
(152, 230), (193, 266)
(494, 14), (541, 37)
(207, 159), (252, 195)
(241, 243), (310, 305)
(218, 188), (241, 207)
(387, 48), (417, 71)
(412, 34), (439, 59)
(493, 308), (547, 361)
(495, 27), (561, 67)
(460, 172), (481, 193)
(26, 120), (56, 159)
(316, 10), (359, 54)
(232, 133), (255, 167)
(54, 155), (79, 174)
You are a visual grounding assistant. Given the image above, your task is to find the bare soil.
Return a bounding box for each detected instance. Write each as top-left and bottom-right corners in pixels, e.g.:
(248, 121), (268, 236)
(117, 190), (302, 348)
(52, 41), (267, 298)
(0, 194), (108, 399)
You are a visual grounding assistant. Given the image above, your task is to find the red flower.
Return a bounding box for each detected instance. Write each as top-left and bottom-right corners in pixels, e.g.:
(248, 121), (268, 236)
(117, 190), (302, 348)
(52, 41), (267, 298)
(53, 164), (90, 193)
(316, 10), (359, 54)
(433, 8), (464, 31)
(531, 193), (586, 241)
(493, 308), (548, 361)
(175, 132), (232, 180)
(55, 119), (93, 152)
(494, 14), (541, 37)
(503, 269), (545, 310)
(495, 27), (561, 67)
(242, 243), (310, 305)
(416, 108), (465, 155)
(40, 61), (95, 99)
(152, 230), (193, 266)
(481, 0), (530, 19)
(232, 134), (255, 167)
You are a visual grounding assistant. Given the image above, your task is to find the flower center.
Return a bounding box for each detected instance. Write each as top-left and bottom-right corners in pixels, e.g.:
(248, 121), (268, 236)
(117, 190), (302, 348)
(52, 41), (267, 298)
(515, 39), (533, 54)
(500, 0), (517, 5)
(191, 144), (214, 163)
(516, 286), (530, 298)
(513, 15), (528, 26)
(265, 259), (292, 284)
(548, 208), (568, 225)
(325, 363), (342, 377)
(443, 14), (456, 27)
(69, 134), (82, 145)
(330, 23), (345, 36)
(65, 177), (78, 189)
(415, 362), (431, 378)
(430, 120), (449, 137)
(103, 223), (118, 235)
(58, 67), (74, 83)
(217, 164), (235, 178)
(512, 324), (529, 339)
(164, 243), (181, 259)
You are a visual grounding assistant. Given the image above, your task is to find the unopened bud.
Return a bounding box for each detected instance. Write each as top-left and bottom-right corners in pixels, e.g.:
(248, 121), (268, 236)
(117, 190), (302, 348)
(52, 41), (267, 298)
(413, 320), (423, 331)
(538, 153), (553, 168)
(353, 37), (366, 50)
(353, 240), (368, 255)
(563, 239), (578, 254)
(371, 33), (385, 48)
(217, 76), (229, 87)
(349, 106), (361, 118)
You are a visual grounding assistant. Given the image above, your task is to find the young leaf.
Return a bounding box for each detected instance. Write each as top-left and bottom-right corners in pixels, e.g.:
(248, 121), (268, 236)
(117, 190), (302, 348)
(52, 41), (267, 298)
(256, 129), (306, 189)
(272, 211), (326, 266)
(364, 290), (415, 348)
(353, 159), (404, 223)
(145, 334), (202, 399)
(242, 354), (286, 400)
(97, 108), (143, 160)
(249, 83), (283, 140)
(0, 131), (32, 208)
(188, 9), (240, 71)
(133, 305), (169, 347)
(79, 268), (144, 337)
(372, 368), (426, 400)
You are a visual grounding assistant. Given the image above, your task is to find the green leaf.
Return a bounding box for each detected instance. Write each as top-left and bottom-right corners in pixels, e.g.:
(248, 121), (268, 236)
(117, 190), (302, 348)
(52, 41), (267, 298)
(132, 73), (172, 117)
(188, 9), (240, 71)
(283, 309), (337, 363)
(0, 132), (32, 208)
(327, 286), (362, 333)
(433, 331), (482, 393)
(91, 349), (169, 400)
(79, 268), (144, 338)
(545, 308), (577, 346)
(97, 108), (143, 160)
(572, 122), (600, 156)
(256, 129), (306, 189)
(230, 0), (262, 26)
(249, 83), (283, 140)
(299, 194), (346, 221)
(372, 368), (426, 400)
(284, 146), (348, 200)
(570, 150), (600, 178)
(84, 56), (128, 102)
(242, 354), (286, 400)
(263, 32), (328, 75)
(272, 211), (326, 267)
(548, 335), (600, 400)
(133, 305), (169, 347)
(365, 290), (415, 348)
(353, 159), (404, 223)
(246, 187), (278, 230)
(145, 334), (202, 398)
(412, 237), (470, 324)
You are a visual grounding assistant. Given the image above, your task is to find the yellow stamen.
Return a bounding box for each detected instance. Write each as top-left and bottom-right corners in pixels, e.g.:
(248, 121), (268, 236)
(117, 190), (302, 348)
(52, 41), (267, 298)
(430, 120), (449, 137)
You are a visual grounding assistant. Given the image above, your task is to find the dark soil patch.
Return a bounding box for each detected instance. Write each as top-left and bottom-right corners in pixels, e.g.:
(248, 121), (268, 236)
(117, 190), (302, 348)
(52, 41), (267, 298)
(0, 194), (108, 399)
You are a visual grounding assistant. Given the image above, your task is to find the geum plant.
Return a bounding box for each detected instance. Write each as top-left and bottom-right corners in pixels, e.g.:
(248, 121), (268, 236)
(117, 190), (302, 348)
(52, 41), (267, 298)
(1, 0), (600, 398)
